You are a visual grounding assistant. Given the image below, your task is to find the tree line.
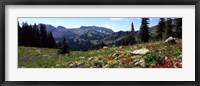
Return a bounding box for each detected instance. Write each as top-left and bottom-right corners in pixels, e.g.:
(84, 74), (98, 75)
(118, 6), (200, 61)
(18, 22), (57, 48)
(123, 18), (182, 45)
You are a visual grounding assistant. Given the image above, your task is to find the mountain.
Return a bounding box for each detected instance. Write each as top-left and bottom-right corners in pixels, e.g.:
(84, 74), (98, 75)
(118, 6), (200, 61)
(36, 23), (166, 51)
(79, 30), (107, 40)
(102, 31), (131, 46)
(65, 29), (109, 51)
(57, 26), (68, 31)
(38, 24), (64, 39)
(79, 26), (114, 35)
(35, 24), (115, 51)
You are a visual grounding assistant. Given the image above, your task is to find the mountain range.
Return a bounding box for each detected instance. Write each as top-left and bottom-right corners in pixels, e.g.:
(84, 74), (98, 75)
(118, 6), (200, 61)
(37, 24), (125, 51)
(36, 23), (166, 51)
(38, 24), (114, 39)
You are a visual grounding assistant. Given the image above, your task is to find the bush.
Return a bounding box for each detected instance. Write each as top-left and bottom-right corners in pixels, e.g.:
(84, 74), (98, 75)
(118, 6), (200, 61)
(144, 54), (164, 67)
(58, 37), (70, 54)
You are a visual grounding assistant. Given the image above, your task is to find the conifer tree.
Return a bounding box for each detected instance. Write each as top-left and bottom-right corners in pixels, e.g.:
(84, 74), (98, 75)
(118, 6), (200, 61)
(22, 22), (29, 46)
(18, 21), (22, 46)
(101, 41), (106, 48)
(131, 22), (134, 33)
(48, 31), (57, 48)
(40, 24), (48, 47)
(139, 18), (150, 43)
(18, 22), (57, 48)
(175, 18), (182, 38)
(58, 37), (70, 54)
(156, 18), (165, 40)
(128, 22), (136, 45)
(165, 18), (173, 38)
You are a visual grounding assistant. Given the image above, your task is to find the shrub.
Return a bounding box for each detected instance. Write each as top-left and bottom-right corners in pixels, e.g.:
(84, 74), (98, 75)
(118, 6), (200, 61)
(58, 37), (70, 54)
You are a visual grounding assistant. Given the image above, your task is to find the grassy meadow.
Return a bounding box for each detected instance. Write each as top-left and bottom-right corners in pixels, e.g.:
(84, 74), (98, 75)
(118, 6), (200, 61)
(18, 39), (182, 68)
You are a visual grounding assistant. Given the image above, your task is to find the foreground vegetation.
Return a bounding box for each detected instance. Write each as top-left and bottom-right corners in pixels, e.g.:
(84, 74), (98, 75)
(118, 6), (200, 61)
(18, 40), (182, 68)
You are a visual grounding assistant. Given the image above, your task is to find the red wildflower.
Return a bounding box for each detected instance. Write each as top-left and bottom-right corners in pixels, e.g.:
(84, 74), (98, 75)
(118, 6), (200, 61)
(163, 62), (169, 68)
(174, 62), (181, 68)
(169, 60), (173, 64)
(162, 59), (166, 63)
(156, 65), (161, 68)
(127, 57), (133, 62)
(121, 60), (126, 64)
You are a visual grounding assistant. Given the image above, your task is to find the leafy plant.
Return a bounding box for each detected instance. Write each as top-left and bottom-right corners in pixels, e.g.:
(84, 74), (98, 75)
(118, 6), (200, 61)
(144, 54), (164, 67)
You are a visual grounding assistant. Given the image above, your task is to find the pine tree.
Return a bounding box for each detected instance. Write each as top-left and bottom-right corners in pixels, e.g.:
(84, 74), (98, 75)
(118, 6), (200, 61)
(19, 22), (57, 49)
(130, 22), (136, 44)
(139, 18), (150, 43)
(48, 31), (57, 48)
(33, 23), (39, 47)
(58, 37), (70, 54)
(22, 22), (29, 46)
(29, 24), (34, 46)
(175, 18), (182, 38)
(57, 42), (62, 48)
(36, 25), (41, 47)
(156, 18), (165, 40)
(131, 22), (134, 33)
(40, 24), (48, 47)
(18, 21), (22, 46)
(165, 18), (173, 38)
(101, 41), (105, 48)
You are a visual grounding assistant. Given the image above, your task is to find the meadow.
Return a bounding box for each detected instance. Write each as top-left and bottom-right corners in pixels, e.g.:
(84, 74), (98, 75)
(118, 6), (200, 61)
(18, 39), (182, 68)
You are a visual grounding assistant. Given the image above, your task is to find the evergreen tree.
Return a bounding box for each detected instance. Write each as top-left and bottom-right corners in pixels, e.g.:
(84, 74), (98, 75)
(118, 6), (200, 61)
(29, 24), (34, 46)
(57, 42), (62, 48)
(139, 18), (150, 43)
(131, 22), (134, 33)
(58, 37), (70, 54)
(165, 18), (173, 38)
(175, 18), (182, 38)
(101, 41), (106, 48)
(18, 22), (57, 49)
(21, 22), (29, 46)
(156, 18), (165, 40)
(48, 31), (57, 48)
(130, 22), (136, 44)
(40, 24), (48, 47)
(33, 23), (39, 47)
(18, 21), (22, 46)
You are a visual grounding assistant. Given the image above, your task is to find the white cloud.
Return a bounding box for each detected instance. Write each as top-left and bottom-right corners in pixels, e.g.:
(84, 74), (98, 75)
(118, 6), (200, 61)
(110, 18), (125, 21)
(103, 24), (114, 29)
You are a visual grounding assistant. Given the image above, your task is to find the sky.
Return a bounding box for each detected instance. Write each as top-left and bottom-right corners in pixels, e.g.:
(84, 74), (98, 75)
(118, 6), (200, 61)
(18, 18), (161, 32)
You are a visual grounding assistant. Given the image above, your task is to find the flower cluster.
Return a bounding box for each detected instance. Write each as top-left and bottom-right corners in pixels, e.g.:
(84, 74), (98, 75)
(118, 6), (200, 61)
(151, 58), (182, 68)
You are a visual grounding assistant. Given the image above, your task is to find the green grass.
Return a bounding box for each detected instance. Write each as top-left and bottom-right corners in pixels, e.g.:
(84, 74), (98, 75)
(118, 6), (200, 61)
(18, 40), (182, 68)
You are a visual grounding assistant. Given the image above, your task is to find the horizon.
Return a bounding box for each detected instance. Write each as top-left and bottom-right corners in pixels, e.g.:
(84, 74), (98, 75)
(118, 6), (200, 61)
(18, 18), (163, 32)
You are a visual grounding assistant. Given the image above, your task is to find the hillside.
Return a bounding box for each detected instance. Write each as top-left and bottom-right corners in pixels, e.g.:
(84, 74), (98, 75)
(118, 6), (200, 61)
(18, 39), (182, 68)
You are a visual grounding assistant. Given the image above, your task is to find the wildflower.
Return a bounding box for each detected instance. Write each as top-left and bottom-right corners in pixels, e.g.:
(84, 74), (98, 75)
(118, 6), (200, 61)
(169, 60), (173, 64)
(163, 62), (169, 68)
(156, 65), (161, 68)
(162, 59), (166, 63)
(174, 62), (181, 68)
(121, 60), (126, 64)
(127, 57), (134, 62)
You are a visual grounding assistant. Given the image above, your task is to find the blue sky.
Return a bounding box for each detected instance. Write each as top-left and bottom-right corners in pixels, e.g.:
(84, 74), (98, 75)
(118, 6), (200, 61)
(18, 18), (161, 32)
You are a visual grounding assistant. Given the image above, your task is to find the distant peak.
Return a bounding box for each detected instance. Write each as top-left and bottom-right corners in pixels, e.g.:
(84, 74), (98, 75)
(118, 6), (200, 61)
(38, 23), (53, 27)
(57, 25), (65, 28)
(57, 26), (67, 29)
(80, 26), (99, 28)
